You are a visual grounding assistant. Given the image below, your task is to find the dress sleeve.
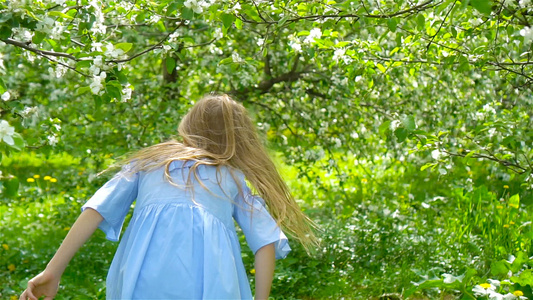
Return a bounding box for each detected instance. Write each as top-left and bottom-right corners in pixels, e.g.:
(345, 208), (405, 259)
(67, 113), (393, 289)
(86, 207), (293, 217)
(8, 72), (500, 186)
(233, 176), (291, 259)
(81, 167), (139, 242)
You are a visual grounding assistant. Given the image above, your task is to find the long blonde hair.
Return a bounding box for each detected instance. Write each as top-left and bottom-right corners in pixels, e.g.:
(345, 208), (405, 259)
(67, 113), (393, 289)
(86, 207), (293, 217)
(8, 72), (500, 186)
(120, 94), (317, 252)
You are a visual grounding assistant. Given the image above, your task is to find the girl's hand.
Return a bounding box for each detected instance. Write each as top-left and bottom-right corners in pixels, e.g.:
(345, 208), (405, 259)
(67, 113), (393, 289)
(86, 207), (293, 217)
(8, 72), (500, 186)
(19, 270), (60, 300)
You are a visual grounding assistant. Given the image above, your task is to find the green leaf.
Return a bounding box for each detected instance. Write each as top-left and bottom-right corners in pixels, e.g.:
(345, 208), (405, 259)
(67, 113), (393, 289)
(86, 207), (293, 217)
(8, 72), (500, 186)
(0, 25), (12, 39)
(48, 11), (74, 19)
(387, 18), (398, 32)
(166, 57), (176, 74)
(3, 177), (19, 198)
(181, 7), (194, 20)
(277, 15), (289, 27)
(509, 194), (520, 208)
(77, 86), (92, 95)
(32, 31), (46, 44)
(376, 63), (387, 73)
(402, 115), (416, 131)
(0, 78), (5, 94)
(395, 128), (408, 142)
(235, 18), (242, 30)
(511, 252), (528, 273)
(115, 43), (133, 53)
(420, 163), (436, 171)
(115, 69), (128, 85)
(106, 80), (122, 101)
(221, 13), (235, 29)
(0, 13), (12, 24)
(511, 269), (533, 286)
(335, 41), (351, 48)
(379, 120), (391, 136)
(491, 259), (509, 276)
(417, 14), (425, 30)
(94, 95), (102, 110)
(470, 0), (492, 15)
(219, 57), (233, 64)
(9, 133), (25, 151)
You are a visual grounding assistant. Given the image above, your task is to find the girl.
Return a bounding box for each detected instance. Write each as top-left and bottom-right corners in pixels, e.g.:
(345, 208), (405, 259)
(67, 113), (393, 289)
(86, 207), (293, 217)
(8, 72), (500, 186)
(20, 94), (317, 300)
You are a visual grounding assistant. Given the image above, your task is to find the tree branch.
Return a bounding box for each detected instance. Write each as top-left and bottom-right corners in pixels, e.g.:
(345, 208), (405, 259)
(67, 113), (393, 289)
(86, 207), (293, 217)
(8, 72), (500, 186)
(237, 0), (435, 25)
(109, 23), (184, 63)
(426, 1), (456, 50)
(1, 38), (80, 61)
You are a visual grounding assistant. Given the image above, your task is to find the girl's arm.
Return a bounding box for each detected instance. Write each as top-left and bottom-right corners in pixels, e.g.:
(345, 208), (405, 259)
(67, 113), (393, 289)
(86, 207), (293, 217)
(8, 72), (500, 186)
(20, 208), (103, 300)
(254, 243), (276, 300)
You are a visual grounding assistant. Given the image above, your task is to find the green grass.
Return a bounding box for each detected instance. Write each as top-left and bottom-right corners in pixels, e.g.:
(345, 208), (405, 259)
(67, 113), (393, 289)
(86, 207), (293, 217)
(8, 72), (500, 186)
(1, 151), (532, 299)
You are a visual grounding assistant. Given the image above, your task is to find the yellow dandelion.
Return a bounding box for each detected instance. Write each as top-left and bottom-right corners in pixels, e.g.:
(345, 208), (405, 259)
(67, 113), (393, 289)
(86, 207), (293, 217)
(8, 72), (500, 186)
(33, 174), (40, 179)
(509, 204), (519, 209)
(7, 264), (15, 272)
(27, 178), (35, 183)
(50, 178), (58, 183)
(480, 283), (491, 289)
(504, 224), (510, 228)
(399, 195), (405, 199)
(503, 185), (509, 189)
(64, 227), (71, 231)
(250, 269), (256, 275)
(513, 290), (524, 297)
(510, 221), (515, 225)
(2, 244), (8, 250)
(496, 205), (503, 209)
(361, 178), (368, 183)
(44, 176), (52, 181)
(10, 295), (18, 300)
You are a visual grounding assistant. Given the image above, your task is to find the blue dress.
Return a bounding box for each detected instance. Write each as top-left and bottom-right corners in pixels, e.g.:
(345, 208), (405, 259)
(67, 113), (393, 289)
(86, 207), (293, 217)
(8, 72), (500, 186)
(82, 160), (290, 299)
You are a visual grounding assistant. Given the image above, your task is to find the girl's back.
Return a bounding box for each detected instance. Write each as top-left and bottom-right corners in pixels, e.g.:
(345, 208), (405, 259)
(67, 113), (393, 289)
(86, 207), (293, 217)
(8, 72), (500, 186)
(83, 159), (289, 299)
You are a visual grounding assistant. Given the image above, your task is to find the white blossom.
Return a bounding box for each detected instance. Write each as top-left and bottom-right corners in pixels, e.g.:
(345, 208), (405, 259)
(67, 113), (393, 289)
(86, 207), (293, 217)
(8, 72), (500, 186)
(431, 149), (442, 160)
(503, 0), (515, 6)
(520, 27), (533, 43)
(105, 43), (125, 59)
(519, 0), (531, 6)
(184, 0), (211, 14)
(333, 48), (346, 62)
(0, 120), (15, 145)
(90, 72), (106, 95)
(289, 41), (302, 53)
(231, 52), (244, 63)
(304, 28), (322, 44)
(47, 135), (58, 146)
(149, 15), (161, 24)
(1, 91), (10, 101)
(91, 42), (104, 52)
(122, 85), (132, 102)
(21, 106), (38, 117)
(169, 31), (180, 43)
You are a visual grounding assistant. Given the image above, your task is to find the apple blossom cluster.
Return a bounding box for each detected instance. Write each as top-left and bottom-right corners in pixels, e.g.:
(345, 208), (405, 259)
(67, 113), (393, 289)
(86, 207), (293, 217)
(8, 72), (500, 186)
(304, 28), (322, 44)
(184, 0), (213, 14)
(90, 72), (106, 95)
(0, 120), (15, 145)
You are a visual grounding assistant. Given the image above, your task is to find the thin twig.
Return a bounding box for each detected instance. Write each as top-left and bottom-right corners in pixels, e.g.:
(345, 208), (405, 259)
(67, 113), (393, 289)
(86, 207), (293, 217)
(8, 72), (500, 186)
(427, 1), (456, 50)
(1, 38), (80, 61)
(109, 23), (184, 63)
(237, 0), (435, 25)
